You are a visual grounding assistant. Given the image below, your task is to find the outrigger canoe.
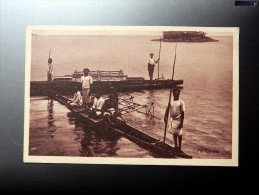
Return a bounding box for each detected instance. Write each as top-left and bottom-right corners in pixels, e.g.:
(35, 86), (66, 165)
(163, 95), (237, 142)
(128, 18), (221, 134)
(49, 90), (192, 159)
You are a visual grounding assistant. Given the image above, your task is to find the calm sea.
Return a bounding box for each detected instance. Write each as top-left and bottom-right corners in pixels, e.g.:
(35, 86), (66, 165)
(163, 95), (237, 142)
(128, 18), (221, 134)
(29, 35), (233, 159)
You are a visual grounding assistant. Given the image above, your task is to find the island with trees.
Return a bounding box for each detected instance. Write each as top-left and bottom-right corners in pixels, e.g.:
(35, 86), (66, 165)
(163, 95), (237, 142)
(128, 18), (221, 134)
(152, 31), (218, 42)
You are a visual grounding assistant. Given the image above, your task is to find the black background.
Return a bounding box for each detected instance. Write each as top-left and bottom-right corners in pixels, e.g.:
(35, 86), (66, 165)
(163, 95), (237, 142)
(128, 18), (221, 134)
(0, 0), (258, 193)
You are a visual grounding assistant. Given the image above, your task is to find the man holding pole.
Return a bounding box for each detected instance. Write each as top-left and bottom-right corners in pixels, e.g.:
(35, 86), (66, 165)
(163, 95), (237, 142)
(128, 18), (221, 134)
(164, 88), (185, 152)
(47, 49), (53, 81)
(148, 53), (160, 80)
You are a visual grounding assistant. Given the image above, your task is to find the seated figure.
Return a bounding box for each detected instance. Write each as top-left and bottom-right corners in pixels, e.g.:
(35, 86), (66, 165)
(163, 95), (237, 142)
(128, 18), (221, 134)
(88, 92), (105, 118)
(103, 92), (120, 126)
(68, 88), (83, 106)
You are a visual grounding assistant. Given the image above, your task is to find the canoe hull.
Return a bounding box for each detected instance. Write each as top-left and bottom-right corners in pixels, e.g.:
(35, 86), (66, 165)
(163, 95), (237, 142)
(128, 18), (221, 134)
(31, 79), (183, 96)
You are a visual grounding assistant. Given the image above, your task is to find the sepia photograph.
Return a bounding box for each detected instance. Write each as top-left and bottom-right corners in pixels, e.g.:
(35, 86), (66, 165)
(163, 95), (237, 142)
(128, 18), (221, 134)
(23, 26), (239, 166)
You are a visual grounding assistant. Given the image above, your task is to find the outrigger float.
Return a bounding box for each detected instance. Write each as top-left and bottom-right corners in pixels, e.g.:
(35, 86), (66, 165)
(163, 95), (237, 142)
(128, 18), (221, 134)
(49, 90), (192, 159)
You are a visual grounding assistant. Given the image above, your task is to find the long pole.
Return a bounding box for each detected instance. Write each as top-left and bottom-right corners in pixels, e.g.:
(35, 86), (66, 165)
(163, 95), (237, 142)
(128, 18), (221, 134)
(163, 43), (177, 143)
(157, 37), (162, 79)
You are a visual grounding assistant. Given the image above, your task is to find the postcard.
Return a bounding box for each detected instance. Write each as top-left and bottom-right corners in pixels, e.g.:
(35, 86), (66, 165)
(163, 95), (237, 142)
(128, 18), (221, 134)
(24, 26), (239, 166)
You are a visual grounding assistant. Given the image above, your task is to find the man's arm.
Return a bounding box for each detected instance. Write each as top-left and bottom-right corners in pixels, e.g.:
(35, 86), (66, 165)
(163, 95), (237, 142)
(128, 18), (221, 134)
(164, 106), (169, 123)
(89, 76), (93, 94)
(178, 111), (184, 129)
(92, 98), (97, 109)
(97, 99), (105, 111)
(80, 76), (83, 84)
(178, 100), (185, 129)
(155, 58), (160, 63)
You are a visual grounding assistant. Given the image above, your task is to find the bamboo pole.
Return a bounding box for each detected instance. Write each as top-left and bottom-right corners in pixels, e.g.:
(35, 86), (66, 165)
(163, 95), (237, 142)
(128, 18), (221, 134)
(163, 43), (177, 143)
(157, 38), (162, 79)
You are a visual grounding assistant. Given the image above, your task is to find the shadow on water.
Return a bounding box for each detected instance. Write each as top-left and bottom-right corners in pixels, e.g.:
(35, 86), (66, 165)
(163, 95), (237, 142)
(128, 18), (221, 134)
(66, 112), (121, 157)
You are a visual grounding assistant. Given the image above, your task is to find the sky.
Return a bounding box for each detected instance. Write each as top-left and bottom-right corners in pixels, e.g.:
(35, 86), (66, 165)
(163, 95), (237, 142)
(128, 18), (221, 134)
(29, 26), (238, 37)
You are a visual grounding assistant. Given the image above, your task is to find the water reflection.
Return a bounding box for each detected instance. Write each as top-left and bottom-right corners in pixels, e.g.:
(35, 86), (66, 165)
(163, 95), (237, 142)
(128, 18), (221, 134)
(66, 111), (121, 157)
(47, 97), (56, 138)
(147, 89), (154, 99)
(67, 112), (77, 125)
(80, 126), (120, 157)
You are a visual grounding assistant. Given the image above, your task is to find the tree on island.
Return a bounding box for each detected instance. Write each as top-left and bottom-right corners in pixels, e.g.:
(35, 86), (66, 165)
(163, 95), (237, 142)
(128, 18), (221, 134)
(152, 31), (218, 42)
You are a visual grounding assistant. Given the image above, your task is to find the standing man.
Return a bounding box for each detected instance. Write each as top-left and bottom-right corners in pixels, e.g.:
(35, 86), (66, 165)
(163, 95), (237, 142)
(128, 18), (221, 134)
(81, 68), (93, 108)
(47, 57), (53, 81)
(164, 88), (185, 152)
(47, 49), (53, 81)
(148, 53), (160, 80)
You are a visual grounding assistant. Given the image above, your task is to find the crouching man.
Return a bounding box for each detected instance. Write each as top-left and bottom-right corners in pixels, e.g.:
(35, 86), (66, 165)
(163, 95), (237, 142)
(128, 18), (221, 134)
(103, 92), (120, 126)
(88, 92), (105, 118)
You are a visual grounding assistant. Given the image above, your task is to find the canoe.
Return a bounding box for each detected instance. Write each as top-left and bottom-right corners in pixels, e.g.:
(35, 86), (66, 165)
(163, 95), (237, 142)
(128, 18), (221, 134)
(30, 79), (183, 96)
(49, 90), (192, 159)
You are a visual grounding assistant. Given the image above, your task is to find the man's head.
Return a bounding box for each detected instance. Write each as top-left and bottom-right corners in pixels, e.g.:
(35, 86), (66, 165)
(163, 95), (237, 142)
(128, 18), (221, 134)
(90, 96), (95, 104)
(150, 53), (154, 58)
(109, 86), (116, 94)
(173, 88), (181, 100)
(83, 68), (89, 76)
(75, 85), (82, 92)
(109, 93), (115, 99)
(95, 91), (101, 99)
(48, 58), (52, 64)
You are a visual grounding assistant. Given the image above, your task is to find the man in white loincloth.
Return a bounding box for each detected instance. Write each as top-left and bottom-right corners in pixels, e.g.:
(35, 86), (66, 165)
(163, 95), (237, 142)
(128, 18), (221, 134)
(164, 88), (185, 152)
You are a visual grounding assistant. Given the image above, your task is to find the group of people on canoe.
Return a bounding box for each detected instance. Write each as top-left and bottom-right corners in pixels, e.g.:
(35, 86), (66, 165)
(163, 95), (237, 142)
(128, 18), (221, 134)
(64, 49), (185, 153)
(67, 67), (185, 152)
(46, 48), (186, 154)
(67, 68), (120, 126)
